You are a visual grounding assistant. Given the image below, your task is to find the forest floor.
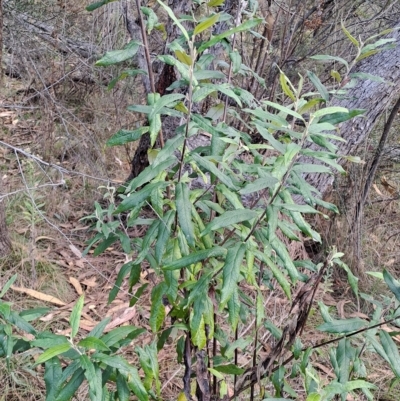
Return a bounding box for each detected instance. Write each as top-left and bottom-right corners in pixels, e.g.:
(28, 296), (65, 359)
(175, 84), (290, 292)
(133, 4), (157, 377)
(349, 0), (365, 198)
(1, 75), (400, 400)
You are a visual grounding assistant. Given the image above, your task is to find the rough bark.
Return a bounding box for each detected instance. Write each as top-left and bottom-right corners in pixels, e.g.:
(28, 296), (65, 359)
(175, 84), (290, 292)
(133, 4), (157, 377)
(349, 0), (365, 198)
(304, 27), (400, 197)
(129, 0), (193, 179)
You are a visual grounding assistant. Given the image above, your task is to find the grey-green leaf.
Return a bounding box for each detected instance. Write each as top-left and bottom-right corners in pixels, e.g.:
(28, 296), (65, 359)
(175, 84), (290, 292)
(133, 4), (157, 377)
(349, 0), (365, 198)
(318, 318), (366, 334)
(95, 40), (141, 66)
(70, 295), (84, 339)
(201, 210), (258, 237)
(220, 243), (246, 308)
(176, 183), (195, 247)
(163, 247), (227, 270)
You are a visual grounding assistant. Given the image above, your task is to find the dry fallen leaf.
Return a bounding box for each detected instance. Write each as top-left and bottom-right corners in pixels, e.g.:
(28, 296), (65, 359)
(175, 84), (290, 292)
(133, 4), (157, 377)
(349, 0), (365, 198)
(105, 306), (136, 331)
(11, 286), (66, 306)
(81, 277), (97, 287)
(69, 276), (83, 295)
(69, 244), (82, 258)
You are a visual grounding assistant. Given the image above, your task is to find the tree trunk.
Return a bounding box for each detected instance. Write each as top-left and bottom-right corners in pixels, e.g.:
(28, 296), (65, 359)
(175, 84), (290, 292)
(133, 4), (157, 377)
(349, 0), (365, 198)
(128, 0), (193, 179)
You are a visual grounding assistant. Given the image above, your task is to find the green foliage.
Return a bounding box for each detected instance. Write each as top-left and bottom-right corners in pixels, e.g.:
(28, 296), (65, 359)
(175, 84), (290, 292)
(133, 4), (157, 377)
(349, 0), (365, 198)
(1, 3), (400, 401)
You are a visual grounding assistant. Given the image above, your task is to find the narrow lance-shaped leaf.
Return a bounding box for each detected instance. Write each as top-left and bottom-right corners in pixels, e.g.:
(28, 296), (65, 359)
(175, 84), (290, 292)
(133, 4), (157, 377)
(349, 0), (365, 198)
(280, 72), (296, 101)
(380, 330), (400, 377)
(44, 358), (63, 401)
(70, 295), (84, 339)
(163, 247), (227, 270)
(191, 153), (238, 190)
(106, 127), (149, 147)
(176, 183), (195, 247)
(307, 70), (329, 101)
(36, 343), (71, 365)
(198, 18), (263, 52)
(114, 182), (168, 214)
(201, 210), (258, 237)
(341, 21), (359, 47)
(194, 13), (220, 35)
(95, 40), (141, 66)
(383, 269), (400, 303)
(317, 318), (366, 334)
(149, 282), (167, 332)
(220, 243), (246, 308)
(148, 93), (162, 147)
(155, 210), (175, 265)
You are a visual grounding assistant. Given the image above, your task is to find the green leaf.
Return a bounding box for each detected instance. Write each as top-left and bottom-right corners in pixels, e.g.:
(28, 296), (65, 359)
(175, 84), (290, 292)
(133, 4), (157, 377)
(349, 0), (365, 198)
(318, 318), (366, 334)
(191, 311), (207, 349)
(344, 380), (377, 392)
(0, 303), (10, 319)
(109, 261), (134, 303)
(207, 0), (225, 6)
(239, 175), (278, 195)
(176, 183), (195, 247)
(194, 70), (225, 80)
(383, 269), (400, 303)
(319, 109), (365, 125)
(55, 368), (85, 401)
(227, 288), (240, 331)
(141, 7), (158, 34)
(220, 243), (246, 308)
(134, 221), (160, 264)
(44, 358), (63, 401)
(313, 106), (348, 118)
(149, 93), (185, 121)
(0, 274), (17, 298)
(198, 18), (262, 52)
(380, 330), (400, 377)
(70, 295), (84, 339)
(158, 55), (194, 84)
(341, 21), (359, 47)
(336, 338), (351, 385)
(229, 50), (242, 74)
(306, 394), (321, 401)
(101, 326), (145, 347)
(130, 283), (149, 307)
(88, 317), (112, 339)
(106, 127), (149, 146)
(263, 100), (303, 121)
(80, 355), (102, 401)
(96, 40), (141, 66)
(155, 210), (175, 265)
(270, 238), (300, 282)
(163, 247), (227, 270)
(150, 282), (167, 332)
(191, 153), (237, 190)
(254, 250), (291, 299)
(20, 307), (51, 322)
(280, 72), (296, 101)
(201, 210), (258, 237)
(307, 71), (329, 101)
(107, 69), (147, 90)
(86, 0), (118, 12)
(36, 343), (71, 365)
(78, 337), (110, 351)
(117, 371), (130, 401)
(213, 363), (245, 375)
(115, 182), (168, 213)
(309, 54), (349, 70)
(156, 0), (189, 41)
(194, 13), (220, 35)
